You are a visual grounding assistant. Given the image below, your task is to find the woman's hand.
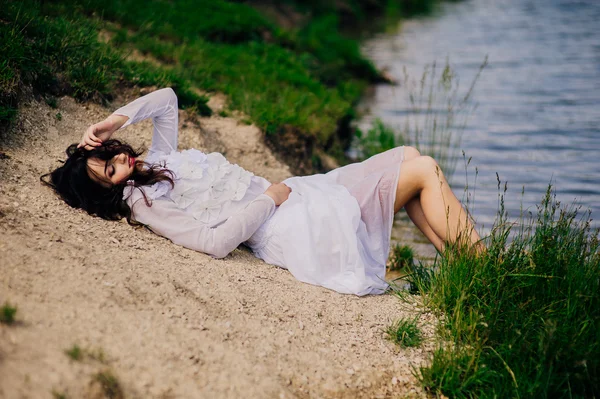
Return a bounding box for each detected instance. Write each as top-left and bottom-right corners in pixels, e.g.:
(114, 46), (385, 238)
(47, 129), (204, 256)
(78, 114), (129, 150)
(264, 183), (292, 206)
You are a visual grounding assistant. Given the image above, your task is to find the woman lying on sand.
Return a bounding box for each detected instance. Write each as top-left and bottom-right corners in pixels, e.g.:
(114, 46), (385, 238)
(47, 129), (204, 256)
(42, 88), (480, 296)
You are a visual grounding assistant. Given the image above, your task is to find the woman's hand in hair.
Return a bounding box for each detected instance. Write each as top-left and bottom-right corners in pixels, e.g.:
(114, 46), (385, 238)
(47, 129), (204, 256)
(264, 183), (292, 206)
(78, 114), (129, 150)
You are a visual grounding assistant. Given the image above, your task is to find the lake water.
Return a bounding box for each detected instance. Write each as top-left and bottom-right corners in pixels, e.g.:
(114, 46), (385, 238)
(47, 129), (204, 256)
(361, 0), (600, 232)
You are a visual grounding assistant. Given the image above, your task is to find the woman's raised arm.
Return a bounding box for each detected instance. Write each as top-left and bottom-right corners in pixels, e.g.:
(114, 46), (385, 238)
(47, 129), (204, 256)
(78, 88), (179, 154)
(113, 87), (179, 156)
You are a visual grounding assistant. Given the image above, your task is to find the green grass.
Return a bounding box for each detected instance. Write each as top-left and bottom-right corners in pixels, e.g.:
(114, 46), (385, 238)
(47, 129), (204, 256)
(51, 390), (68, 399)
(1, 0), (447, 166)
(389, 244), (415, 271)
(65, 344), (83, 361)
(83, 0), (374, 143)
(0, 301), (17, 324)
(355, 118), (403, 159)
(0, 0), (210, 127)
(74, 0), (277, 43)
(403, 259), (436, 296)
(0, 0), (389, 155)
(92, 370), (124, 399)
(412, 185), (600, 398)
(87, 347), (108, 363)
(385, 317), (423, 348)
(64, 344), (107, 364)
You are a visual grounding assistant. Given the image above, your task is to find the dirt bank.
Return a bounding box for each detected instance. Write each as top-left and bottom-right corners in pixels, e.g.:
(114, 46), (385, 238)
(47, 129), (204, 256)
(0, 90), (435, 398)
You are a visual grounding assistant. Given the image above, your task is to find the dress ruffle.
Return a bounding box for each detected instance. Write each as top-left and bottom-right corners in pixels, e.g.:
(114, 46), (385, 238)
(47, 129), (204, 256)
(125, 149), (254, 225)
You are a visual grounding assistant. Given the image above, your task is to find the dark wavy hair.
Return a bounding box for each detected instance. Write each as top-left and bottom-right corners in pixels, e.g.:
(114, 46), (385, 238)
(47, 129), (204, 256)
(41, 139), (174, 223)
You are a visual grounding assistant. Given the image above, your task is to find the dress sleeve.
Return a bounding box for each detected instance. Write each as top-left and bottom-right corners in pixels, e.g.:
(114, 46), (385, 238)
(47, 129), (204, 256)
(112, 87), (179, 156)
(131, 193), (277, 259)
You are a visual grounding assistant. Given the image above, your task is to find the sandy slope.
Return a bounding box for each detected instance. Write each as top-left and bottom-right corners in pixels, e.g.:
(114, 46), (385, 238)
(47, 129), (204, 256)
(0, 89), (435, 399)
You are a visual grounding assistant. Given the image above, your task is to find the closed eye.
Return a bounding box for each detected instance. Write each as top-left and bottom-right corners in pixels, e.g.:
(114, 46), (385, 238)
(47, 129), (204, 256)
(103, 161), (114, 179)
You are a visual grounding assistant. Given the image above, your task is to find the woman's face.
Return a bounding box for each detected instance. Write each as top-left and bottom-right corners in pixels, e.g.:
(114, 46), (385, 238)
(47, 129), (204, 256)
(87, 152), (136, 187)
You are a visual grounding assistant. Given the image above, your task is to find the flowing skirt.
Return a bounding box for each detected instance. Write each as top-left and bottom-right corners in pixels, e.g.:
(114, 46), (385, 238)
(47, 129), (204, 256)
(246, 146), (405, 296)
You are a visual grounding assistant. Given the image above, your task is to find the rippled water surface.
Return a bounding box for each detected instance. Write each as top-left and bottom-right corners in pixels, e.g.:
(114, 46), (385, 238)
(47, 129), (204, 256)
(362, 0), (600, 230)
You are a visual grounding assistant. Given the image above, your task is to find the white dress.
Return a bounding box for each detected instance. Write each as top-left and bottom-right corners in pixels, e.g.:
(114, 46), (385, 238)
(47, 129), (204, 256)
(117, 89), (405, 296)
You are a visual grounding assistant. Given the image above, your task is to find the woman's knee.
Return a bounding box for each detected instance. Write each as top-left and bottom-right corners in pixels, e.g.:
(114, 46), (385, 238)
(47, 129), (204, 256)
(403, 146), (421, 161)
(418, 155), (442, 173)
(405, 155), (443, 185)
(398, 155), (441, 193)
(417, 156), (447, 188)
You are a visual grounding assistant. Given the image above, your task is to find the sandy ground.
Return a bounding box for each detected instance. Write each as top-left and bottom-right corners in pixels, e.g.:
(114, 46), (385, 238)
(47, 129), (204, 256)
(0, 90), (437, 399)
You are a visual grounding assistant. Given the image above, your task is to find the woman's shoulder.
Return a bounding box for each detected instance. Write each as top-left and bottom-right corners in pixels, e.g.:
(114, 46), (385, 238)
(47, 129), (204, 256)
(123, 180), (171, 206)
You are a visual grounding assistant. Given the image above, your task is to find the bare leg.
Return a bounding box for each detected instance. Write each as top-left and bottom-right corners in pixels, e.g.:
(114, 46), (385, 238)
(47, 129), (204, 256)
(397, 146), (445, 251)
(404, 196), (445, 252)
(394, 155), (481, 249)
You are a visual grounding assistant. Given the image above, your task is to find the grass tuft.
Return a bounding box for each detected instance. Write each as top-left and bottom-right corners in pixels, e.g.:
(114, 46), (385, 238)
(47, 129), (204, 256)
(46, 97), (58, 109)
(51, 390), (68, 399)
(92, 370), (124, 399)
(64, 344), (107, 364)
(400, 59), (486, 181)
(403, 260), (436, 295)
(418, 185), (600, 398)
(389, 244), (415, 271)
(355, 118), (402, 159)
(87, 347), (107, 364)
(356, 59), (486, 182)
(65, 344), (83, 361)
(385, 317), (423, 348)
(0, 302), (17, 324)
